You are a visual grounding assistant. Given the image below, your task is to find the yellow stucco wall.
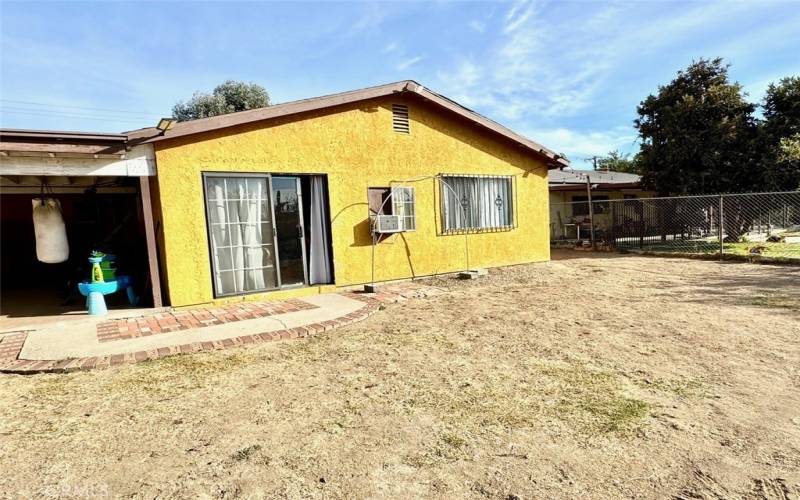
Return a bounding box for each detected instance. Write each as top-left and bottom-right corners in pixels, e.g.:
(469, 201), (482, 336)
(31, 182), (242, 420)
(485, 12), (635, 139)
(153, 95), (551, 307)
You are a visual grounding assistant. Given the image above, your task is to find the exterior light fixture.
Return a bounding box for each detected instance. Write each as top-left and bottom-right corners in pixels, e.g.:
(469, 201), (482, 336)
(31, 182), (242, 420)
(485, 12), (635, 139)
(156, 118), (177, 134)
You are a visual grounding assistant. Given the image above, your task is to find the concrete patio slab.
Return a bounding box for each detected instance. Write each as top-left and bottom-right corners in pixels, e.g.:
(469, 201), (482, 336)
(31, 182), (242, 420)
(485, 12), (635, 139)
(0, 280), (447, 374)
(0, 292), (381, 374)
(20, 294), (365, 360)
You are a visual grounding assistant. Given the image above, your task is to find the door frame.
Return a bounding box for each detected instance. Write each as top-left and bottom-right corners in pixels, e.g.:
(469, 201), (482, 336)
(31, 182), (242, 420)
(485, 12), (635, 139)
(202, 172), (314, 299)
(270, 175), (309, 289)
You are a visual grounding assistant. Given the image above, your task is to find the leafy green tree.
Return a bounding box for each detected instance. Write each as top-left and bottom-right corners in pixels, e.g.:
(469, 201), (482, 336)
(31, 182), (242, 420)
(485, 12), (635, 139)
(172, 80), (270, 121)
(759, 76), (800, 190)
(634, 58), (758, 195)
(595, 150), (640, 174)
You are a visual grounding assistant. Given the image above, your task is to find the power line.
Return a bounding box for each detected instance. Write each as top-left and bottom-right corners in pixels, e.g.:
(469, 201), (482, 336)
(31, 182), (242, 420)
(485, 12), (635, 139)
(1, 105), (151, 121)
(0, 99), (163, 116)
(0, 108), (150, 124)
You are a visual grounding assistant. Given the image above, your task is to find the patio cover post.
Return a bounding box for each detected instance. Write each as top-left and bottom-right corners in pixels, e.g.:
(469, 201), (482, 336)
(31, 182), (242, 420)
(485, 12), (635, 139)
(139, 176), (163, 308)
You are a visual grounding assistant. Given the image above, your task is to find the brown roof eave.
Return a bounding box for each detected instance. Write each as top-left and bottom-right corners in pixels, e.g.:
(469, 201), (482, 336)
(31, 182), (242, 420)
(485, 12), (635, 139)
(125, 80), (569, 168)
(125, 81), (412, 144)
(549, 182), (642, 192)
(406, 84), (568, 168)
(0, 128), (127, 142)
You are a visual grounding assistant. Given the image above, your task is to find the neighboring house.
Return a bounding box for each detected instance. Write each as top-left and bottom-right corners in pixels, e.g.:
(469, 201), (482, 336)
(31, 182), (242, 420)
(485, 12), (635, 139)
(548, 168), (653, 240)
(0, 80), (567, 311)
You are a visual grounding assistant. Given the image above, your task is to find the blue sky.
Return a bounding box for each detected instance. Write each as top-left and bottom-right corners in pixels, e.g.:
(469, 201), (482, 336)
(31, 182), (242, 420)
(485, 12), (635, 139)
(1, 1), (798, 168)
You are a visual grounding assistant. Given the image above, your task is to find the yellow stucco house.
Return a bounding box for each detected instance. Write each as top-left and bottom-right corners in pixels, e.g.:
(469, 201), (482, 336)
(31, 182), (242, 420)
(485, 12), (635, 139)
(124, 81), (568, 308)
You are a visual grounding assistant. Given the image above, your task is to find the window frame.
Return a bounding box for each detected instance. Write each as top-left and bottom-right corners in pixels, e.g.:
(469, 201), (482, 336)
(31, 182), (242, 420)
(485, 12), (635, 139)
(368, 187), (392, 216)
(368, 185), (416, 233)
(202, 172), (282, 298)
(391, 186), (416, 231)
(439, 174), (516, 233)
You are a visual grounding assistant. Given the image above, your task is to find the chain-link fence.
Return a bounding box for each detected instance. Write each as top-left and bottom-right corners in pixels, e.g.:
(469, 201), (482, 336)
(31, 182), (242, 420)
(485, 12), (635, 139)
(550, 191), (800, 261)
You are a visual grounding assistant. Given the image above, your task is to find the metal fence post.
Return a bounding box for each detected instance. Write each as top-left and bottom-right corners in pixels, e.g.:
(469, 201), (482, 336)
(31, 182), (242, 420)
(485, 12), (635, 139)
(639, 201), (644, 249)
(586, 176), (596, 250)
(610, 201), (616, 249)
(784, 204), (788, 229)
(718, 194), (724, 258)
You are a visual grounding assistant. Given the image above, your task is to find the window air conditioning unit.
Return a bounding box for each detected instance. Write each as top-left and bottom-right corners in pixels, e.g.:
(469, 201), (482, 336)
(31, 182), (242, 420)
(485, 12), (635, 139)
(374, 214), (403, 233)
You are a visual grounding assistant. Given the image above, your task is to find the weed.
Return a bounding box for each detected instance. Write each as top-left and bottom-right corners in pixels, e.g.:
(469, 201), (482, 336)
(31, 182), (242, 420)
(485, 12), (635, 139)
(640, 377), (704, 398)
(103, 351), (249, 395)
(747, 293), (800, 311)
(231, 444), (262, 462)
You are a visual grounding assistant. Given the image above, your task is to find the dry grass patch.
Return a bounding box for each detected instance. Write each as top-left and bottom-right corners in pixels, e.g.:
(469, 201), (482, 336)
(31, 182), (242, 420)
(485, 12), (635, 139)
(103, 350), (250, 395)
(1, 253), (798, 498)
(747, 292), (800, 311)
(636, 376), (706, 399)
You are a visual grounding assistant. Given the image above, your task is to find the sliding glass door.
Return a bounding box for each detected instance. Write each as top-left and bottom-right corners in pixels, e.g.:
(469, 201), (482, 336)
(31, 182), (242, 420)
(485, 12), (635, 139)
(203, 173), (312, 297)
(204, 174), (280, 296)
(271, 176), (307, 287)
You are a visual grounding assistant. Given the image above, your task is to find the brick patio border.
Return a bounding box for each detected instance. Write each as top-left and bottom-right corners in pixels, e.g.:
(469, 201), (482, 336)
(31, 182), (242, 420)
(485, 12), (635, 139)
(0, 293), (380, 375)
(97, 298), (319, 342)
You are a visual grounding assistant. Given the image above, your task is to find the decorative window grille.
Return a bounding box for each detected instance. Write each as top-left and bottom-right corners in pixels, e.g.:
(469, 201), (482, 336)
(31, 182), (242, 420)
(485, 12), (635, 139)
(441, 175), (514, 231)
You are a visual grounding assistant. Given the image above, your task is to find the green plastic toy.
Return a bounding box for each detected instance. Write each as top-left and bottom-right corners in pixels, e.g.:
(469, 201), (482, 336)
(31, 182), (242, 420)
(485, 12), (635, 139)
(89, 251), (105, 283)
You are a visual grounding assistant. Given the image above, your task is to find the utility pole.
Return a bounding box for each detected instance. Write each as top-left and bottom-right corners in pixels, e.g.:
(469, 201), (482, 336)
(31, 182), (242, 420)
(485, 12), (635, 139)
(586, 175), (596, 250)
(584, 156), (599, 171)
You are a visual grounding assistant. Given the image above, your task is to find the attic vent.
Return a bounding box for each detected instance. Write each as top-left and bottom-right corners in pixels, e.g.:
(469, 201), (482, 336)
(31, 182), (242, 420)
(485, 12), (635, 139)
(392, 104), (410, 134)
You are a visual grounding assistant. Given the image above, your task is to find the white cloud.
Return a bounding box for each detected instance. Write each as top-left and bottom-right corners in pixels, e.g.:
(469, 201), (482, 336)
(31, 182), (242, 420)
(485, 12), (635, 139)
(437, 61), (481, 89)
(435, 0), (787, 128)
(743, 76), (776, 104)
(382, 42), (398, 53)
(523, 126), (637, 163)
(504, 0), (536, 33)
(396, 56), (423, 71)
(348, 3), (386, 34)
(468, 19), (485, 33)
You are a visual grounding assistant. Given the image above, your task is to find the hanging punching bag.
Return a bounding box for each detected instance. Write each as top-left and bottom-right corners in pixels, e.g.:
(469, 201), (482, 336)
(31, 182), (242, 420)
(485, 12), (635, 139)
(32, 197), (69, 263)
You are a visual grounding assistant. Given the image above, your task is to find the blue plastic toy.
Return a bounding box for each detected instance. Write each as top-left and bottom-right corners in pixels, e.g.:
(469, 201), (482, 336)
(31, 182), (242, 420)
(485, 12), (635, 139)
(77, 254), (138, 315)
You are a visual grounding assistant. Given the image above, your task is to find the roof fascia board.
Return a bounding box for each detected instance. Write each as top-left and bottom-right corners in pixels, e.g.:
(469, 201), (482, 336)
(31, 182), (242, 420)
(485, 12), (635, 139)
(407, 85), (567, 167)
(130, 81), (410, 144)
(549, 182), (642, 191)
(0, 129), (127, 142)
(126, 80), (569, 167)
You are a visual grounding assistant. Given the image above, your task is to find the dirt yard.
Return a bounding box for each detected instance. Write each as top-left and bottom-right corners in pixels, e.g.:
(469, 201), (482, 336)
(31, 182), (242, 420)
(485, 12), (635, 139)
(1, 252), (798, 499)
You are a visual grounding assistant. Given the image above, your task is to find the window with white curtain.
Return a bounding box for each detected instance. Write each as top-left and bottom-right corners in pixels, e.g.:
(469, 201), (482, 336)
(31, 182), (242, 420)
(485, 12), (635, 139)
(441, 175), (514, 231)
(391, 186), (416, 231)
(204, 175), (279, 296)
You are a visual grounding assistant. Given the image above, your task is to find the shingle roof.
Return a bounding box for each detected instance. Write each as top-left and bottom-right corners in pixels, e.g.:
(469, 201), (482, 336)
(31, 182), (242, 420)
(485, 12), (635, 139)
(549, 168), (642, 186)
(126, 80), (569, 168)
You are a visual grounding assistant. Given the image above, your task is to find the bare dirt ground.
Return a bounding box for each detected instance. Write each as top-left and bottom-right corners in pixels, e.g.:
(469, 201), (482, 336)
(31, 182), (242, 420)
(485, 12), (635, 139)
(1, 251), (799, 499)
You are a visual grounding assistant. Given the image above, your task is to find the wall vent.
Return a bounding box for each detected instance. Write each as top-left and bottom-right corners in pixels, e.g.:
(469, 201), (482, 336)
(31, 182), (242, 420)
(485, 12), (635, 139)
(392, 104), (410, 134)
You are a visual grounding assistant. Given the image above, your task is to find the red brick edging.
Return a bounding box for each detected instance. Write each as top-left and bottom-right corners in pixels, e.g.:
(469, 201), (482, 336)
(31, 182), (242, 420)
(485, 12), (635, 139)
(97, 298), (318, 342)
(0, 293), (380, 375)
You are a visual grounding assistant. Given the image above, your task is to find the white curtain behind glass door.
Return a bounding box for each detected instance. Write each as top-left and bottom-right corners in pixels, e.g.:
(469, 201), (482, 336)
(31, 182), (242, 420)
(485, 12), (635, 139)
(308, 176), (332, 285)
(206, 176), (276, 295)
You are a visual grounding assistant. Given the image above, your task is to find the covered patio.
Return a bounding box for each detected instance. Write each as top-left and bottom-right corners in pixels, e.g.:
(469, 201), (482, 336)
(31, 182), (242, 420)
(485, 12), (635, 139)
(0, 129), (162, 330)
